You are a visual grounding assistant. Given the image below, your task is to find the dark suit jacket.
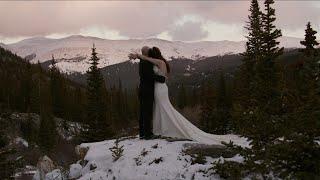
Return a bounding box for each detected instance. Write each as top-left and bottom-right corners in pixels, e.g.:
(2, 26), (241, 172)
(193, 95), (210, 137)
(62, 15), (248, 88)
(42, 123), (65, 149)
(139, 59), (165, 92)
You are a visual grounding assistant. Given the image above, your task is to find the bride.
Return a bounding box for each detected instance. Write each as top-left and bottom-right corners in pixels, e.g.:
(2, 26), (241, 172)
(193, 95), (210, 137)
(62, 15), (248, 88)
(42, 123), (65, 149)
(130, 47), (248, 147)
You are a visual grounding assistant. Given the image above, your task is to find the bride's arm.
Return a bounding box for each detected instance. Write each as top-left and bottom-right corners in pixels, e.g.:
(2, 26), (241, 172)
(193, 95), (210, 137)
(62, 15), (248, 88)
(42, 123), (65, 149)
(136, 54), (164, 67)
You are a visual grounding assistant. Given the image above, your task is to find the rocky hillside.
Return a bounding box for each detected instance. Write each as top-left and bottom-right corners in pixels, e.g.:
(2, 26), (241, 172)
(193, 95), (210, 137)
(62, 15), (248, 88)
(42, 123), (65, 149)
(0, 112), (82, 179)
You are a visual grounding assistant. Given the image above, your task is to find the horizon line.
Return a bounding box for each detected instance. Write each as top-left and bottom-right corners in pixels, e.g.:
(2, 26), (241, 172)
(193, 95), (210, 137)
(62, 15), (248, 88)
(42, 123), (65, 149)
(1, 34), (304, 45)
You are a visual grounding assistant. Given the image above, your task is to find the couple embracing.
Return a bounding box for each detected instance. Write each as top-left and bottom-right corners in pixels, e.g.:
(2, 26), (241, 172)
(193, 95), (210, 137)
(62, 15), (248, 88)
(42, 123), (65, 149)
(129, 46), (247, 146)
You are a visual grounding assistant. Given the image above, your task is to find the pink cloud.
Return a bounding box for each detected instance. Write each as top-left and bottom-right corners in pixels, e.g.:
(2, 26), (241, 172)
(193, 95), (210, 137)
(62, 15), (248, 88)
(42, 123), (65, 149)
(0, 1), (319, 41)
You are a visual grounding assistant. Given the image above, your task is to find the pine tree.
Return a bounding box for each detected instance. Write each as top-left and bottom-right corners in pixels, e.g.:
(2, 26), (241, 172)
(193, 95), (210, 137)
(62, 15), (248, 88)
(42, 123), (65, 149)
(296, 28), (320, 138)
(261, 0), (284, 60)
(38, 80), (57, 152)
(123, 88), (129, 121)
(190, 87), (198, 107)
(300, 22), (319, 57)
(39, 110), (57, 152)
(214, 1), (316, 177)
(21, 61), (33, 112)
(50, 55), (66, 118)
(200, 81), (215, 132)
(177, 84), (187, 109)
(247, 0), (284, 148)
(108, 85), (118, 129)
(72, 87), (85, 123)
(30, 63), (44, 114)
(84, 44), (113, 142)
(212, 71), (232, 134)
(20, 113), (37, 143)
(117, 79), (126, 125)
(242, 0), (264, 59)
(223, 0), (286, 176)
(268, 28), (320, 178)
(234, 0), (264, 132)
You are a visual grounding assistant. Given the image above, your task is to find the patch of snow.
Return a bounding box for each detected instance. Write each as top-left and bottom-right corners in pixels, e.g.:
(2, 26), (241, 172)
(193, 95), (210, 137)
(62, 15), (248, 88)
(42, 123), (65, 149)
(45, 169), (63, 180)
(130, 59), (140, 64)
(15, 137), (29, 147)
(76, 136), (249, 180)
(14, 165), (37, 179)
(33, 170), (40, 180)
(69, 164), (82, 179)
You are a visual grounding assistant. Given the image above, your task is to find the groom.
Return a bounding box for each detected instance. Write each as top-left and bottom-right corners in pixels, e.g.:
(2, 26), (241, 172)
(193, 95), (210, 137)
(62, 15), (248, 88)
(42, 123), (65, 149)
(131, 46), (165, 139)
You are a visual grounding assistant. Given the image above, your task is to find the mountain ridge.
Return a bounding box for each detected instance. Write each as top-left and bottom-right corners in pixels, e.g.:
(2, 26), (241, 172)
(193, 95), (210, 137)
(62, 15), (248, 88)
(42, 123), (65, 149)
(4, 35), (303, 45)
(1, 35), (303, 74)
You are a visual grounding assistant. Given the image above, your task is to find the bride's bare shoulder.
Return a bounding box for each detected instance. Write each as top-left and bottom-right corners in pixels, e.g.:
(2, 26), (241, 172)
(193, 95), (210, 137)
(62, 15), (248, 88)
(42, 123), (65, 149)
(160, 63), (168, 76)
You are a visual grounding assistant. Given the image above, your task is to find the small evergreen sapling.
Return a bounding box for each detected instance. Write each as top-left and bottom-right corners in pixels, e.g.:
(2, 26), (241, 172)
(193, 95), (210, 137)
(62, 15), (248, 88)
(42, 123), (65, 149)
(109, 139), (124, 162)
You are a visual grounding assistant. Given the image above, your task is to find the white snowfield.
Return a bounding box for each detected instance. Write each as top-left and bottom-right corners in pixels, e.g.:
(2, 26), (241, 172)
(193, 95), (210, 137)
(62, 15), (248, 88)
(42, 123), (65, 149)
(1, 35), (302, 74)
(76, 136), (249, 180)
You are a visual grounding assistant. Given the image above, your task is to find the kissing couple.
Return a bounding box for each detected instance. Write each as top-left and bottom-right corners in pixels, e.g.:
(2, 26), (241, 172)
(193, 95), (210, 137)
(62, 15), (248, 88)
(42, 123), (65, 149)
(128, 46), (247, 146)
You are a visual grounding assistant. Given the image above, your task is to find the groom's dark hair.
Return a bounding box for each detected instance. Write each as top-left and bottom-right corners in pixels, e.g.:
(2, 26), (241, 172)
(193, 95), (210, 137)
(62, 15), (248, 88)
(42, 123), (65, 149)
(149, 47), (170, 73)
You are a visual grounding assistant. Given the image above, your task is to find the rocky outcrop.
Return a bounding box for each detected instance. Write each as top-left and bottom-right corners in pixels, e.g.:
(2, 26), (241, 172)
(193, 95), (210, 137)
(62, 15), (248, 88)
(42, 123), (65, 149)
(35, 156), (56, 180)
(0, 112), (82, 142)
(75, 145), (89, 161)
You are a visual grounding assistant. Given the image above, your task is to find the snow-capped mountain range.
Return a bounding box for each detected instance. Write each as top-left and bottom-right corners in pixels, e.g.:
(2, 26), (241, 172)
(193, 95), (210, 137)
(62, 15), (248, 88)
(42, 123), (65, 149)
(1, 35), (303, 74)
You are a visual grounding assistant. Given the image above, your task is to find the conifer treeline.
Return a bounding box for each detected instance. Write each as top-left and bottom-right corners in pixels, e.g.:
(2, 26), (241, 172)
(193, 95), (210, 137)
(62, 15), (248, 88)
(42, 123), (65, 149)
(199, 71), (232, 134)
(211, 0), (320, 178)
(0, 46), (138, 146)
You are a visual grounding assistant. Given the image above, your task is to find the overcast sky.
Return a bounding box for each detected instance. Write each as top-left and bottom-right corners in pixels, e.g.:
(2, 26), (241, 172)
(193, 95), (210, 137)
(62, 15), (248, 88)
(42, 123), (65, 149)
(0, 1), (319, 44)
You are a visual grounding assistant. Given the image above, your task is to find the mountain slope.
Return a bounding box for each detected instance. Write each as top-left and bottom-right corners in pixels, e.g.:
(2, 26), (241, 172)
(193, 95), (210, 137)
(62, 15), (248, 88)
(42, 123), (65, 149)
(3, 35), (303, 74)
(64, 49), (303, 90)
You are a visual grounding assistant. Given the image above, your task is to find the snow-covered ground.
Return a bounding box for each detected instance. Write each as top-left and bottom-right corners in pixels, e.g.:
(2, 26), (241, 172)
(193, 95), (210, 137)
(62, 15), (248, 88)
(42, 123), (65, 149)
(66, 135), (249, 180)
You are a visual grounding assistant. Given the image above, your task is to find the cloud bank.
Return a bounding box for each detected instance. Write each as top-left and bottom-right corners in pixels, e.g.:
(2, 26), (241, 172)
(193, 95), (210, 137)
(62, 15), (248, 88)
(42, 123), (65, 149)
(0, 1), (319, 43)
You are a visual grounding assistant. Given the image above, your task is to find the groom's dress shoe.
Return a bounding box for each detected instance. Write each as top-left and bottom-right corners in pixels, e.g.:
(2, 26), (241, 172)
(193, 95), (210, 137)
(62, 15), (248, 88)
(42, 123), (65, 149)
(144, 134), (158, 140)
(143, 136), (151, 140)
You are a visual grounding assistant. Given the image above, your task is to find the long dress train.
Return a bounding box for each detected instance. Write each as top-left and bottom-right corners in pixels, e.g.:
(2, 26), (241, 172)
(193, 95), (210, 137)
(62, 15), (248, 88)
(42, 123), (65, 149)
(152, 66), (248, 147)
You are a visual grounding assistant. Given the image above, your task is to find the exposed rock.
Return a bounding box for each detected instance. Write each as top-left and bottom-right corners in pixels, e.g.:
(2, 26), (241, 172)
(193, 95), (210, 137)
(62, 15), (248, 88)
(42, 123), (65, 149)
(81, 161), (98, 176)
(89, 162), (97, 171)
(14, 137), (29, 147)
(36, 155), (55, 180)
(0, 112), (82, 143)
(55, 118), (83, 140)
(24, 53), (37, 61)
(183, 143), (237, 158)
(75, 145), (89, 160)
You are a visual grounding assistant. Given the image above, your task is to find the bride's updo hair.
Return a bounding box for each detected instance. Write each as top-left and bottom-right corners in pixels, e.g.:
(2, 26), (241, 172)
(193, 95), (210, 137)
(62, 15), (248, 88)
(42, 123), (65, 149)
(149, 46), (170, 73)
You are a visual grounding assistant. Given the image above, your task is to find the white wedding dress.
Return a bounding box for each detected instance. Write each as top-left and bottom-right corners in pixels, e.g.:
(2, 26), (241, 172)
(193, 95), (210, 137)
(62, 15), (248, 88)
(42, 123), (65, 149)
(152, 66), (249, 147)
